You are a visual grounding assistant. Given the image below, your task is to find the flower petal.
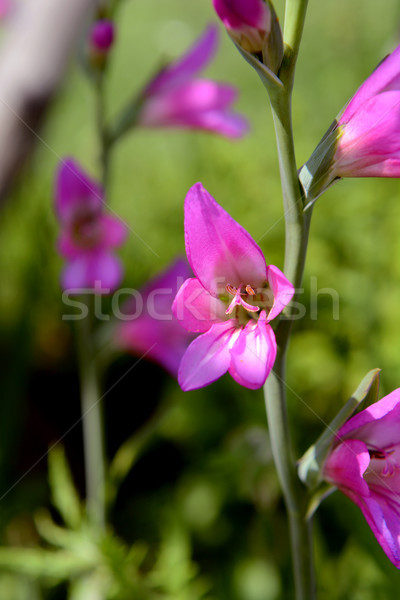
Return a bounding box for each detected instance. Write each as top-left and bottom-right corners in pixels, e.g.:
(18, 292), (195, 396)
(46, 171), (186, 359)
(99, 214), (128, 248)
(229, 312), (276, 389)
(337, 388), (400, 449)
(115, 258), (194, 376)
(336, 91), (400, 177)
(172, 277), (226, 332)
(267, 264), (295, 322)
(145, 25), (219, 96)
(178, 320), (239, 391)
(341, 44), (400, 123)
(55, 158), (103, 223)
(323, 439), (371, 498)
(184, 183), (268, 296)
(61, 251), (123, 292)
(118, 315), (193, 377)
(359, 493), (400, 568)
(140, 80), (249, 138)
(213, 0), (269, 30)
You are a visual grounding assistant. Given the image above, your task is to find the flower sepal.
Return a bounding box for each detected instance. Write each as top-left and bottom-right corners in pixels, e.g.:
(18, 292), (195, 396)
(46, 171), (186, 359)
(298, 120), (340, 209)
(298, 368), (381, 489)
(231, 36), (283, 91)
(261, 1), (283, 74)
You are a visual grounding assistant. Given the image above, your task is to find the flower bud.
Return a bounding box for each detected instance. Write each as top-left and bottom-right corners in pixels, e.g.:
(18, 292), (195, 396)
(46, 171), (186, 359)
(88, 19), (115, 70)
(300, 43), (400, 207)
(212, 0), (283, 73)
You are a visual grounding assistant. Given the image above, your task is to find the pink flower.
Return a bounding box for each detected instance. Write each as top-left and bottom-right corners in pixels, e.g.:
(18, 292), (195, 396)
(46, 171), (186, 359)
(115, 258), (195, 377)
(323, 390), (400, 567)
(212, 0), (270, 53)
(333, 44), (400, 177)
(172, 183), (294, 391)
(55, 159), (127, 292)
(89, 20), (115, 53)
(138, 25), (249, 138)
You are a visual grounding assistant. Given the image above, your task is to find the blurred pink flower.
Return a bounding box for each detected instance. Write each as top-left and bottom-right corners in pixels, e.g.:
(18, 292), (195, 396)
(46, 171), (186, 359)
(115, 258), (195, 377)
(334, 44), (400, 177)
(89, 19), (115, 53)
(323, 389), (400, 568)
(55, 159), (127, 292)
(172, 183), (294, 391)
(0, 0), (10, 19)
(212, 0), (270, 53)
(138, 25), (249, 138)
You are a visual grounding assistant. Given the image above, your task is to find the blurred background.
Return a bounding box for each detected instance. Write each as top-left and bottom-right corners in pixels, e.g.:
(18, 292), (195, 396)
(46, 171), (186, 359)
(1, 0), (400, 598)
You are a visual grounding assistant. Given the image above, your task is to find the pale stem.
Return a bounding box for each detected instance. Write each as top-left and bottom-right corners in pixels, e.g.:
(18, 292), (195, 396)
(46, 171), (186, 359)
(263, 1), (315, 598)
(76, 299), (106, 532)
(95, 76), (110, 189)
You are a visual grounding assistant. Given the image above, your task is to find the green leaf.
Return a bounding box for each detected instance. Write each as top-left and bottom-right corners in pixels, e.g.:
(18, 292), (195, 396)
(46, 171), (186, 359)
(48, 445), (82, 530)
(0, 548), (93, 580)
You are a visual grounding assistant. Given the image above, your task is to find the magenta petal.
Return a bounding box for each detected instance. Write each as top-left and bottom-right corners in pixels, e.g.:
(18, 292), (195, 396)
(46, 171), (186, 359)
(341, 44), (400, 123)
(324, 439), (371, 498)
(118, 315), (192, 377)
(337, 91), (400, 177)
(267, 264), (295, 322)
(325, 439), (400, 568)
(213, 0), (269, 30)
(175, 107), (249, 138)
(55, 158), (103, 223)
(145, 25), (219, 96)
(172, 277), (226, 332)
(229, 315), (276, 389)
(116, 258), (194, 376)
(61, 251), (123, 292)
(361, 494), (400, 568)
(99, 214), (128, 248)
(140, 80), (249, 137)
(58, 231), (80, 259)
(337, 389), (400, 449)
(178, 320), (239, 391)
(185, 183), (267, 296)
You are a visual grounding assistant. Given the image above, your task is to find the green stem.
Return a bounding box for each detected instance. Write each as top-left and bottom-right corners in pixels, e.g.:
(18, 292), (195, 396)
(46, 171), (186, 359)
(280, 0), (309, 88)
(95, 76), (110, 189)
(262, 2), (314, 598)
(264, 354), (315, 599)
(76, 300), (106, 532)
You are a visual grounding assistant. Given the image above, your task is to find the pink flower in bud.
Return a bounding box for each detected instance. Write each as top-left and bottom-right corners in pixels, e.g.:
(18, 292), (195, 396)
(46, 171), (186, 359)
(115, 258), (195, 377)
(334, 44), (400, 178)
(172, 183), (294, 391)
(138, 25), (249, 138)
(55, 159), (127, 292)
(212, 0), (270, 53)
(323, 389), (400, 567)
(90, 19), (115, 53)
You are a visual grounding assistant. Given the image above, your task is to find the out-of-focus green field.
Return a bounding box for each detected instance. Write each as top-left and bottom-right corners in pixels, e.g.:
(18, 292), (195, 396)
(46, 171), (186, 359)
(1, 0), (400, 598)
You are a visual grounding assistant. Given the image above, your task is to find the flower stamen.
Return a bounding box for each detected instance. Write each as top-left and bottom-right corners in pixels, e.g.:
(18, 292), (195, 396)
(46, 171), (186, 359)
(225, 283), (260, 315)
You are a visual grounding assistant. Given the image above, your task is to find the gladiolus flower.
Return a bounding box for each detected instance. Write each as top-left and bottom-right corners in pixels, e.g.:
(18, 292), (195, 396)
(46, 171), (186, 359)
(115, 258), (195, 377)
(55, 159), (127, 292)
(333, 44), (400, 178)
(323, 389), (400, 568)
(212, 0), (270, 54)
(300, 44), (400, 204)
(138, 25), (249, 138)
(172, 183), (294, 391)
